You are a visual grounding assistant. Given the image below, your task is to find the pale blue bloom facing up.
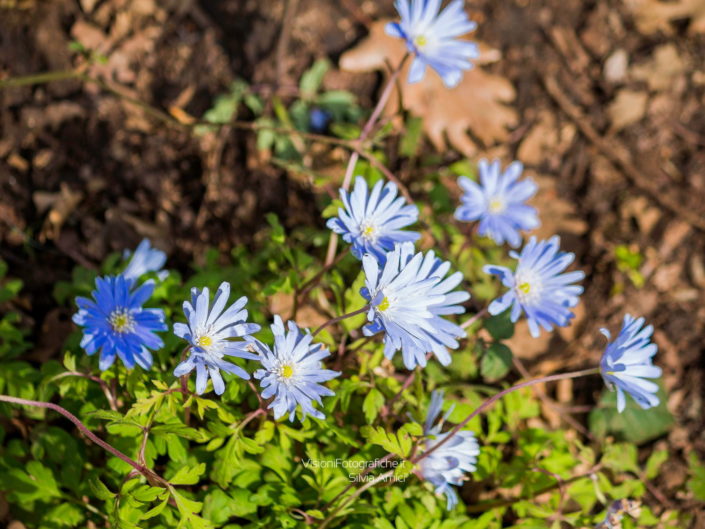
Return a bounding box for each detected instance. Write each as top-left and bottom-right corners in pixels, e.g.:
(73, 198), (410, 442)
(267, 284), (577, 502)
(600, 314), (661, 413)
(173, 282), (260, 395)
(420, 391), (479, 510)
(361, 242), (470, 369)
(122, 239), (168, 282)
(327, 176), (420, 264)
(251, 316), (340, 422)
(73, 276), (167, 371)
(454, 159), (539, 248)
(484, 236), (584, 338)
(386, 0), (479, 88)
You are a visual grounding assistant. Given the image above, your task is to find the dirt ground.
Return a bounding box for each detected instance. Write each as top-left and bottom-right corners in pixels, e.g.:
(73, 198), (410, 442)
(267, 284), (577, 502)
(1, 0), (704, 523)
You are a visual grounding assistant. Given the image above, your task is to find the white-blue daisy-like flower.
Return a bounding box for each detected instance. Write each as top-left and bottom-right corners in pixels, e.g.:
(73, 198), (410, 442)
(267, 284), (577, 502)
(420, 391), (480, 510)
(327, 176), (420, 264)
(484, 236), (584, 338)
(251, 316), (340, 422)
(361, 242), (470, 369)
(122, 239), (168, 282)
(386, 0), (479, 88)
(73, 275), (167, 371)
(454, 159), (539, 247)
(600, 314), (662, 413)
(173, 282), (260, 395)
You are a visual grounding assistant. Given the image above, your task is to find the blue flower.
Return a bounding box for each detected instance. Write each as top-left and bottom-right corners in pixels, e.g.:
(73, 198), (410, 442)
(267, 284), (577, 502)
(122, 239), (167, 282)
(173, 282), (260, 395)
(386, 0), (479, 88)
(73, 275), (167, 370)
(484, 236), (584, 337)
(361, 242), (470, 369)
(251, 316), (340, 422)
(600, 314), (661, 413)
(420, 391), (479, 510)
(454, 159), (539, 247)
(309, 107), (332, 133)
(327, 177), (420, 264)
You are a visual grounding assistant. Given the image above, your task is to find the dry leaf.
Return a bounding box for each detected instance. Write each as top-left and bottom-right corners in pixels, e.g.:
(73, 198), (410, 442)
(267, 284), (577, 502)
(33, 183), (84, 242)
(339, 20), (517, 157)
(626, 0), (705, 35)
(608, 89), (648, 131)
(630, 44), (685, 91)
(517, 111), (576, 166)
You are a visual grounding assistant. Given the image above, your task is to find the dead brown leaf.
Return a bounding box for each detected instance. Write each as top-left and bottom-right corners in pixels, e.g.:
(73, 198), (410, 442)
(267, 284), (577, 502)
(339, 20), (516, 157)
(627, 0), (705, 35)
(33, 183), (84, 242)
(630, 44), (686, 92)
(608, 89), (648, 132)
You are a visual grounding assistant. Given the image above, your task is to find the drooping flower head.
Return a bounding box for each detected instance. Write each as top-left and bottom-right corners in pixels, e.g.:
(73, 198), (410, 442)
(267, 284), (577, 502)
(454, 159), (539, 247)
(327, 176), (420, 264)
(600, 314), (661, 413)
(173, 282), (260, 395)
(484, 236), (584, 337)
(73, 275), (167, 371)
(250, 316), (340, 422)
(386, 0), (479, 88)
(361, 242), (470, 369)
(420, 391), (480, 510)
(122, 239), (168, 282)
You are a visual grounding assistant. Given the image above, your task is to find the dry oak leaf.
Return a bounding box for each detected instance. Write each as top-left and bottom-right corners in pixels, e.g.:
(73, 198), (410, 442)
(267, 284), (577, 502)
(626, 0), (705, 35)
(339, 20), (517, 157)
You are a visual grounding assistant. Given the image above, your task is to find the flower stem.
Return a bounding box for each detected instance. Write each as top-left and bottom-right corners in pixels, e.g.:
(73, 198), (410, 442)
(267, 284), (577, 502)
(411, 367), (601, 465)
(312, 305), (370, 338)
(461, 307), (488, 329)
(324, 55), (409, 266)
(0, 394), (168, 487)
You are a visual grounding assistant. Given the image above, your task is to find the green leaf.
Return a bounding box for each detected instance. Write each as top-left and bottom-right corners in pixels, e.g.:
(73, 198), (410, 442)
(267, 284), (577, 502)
(484, 311), (514, 340)
(589, 385), (673, 444)
(480, 343), (513, 382)
(88, 474), (116, 500)
(170, 463), (206, 485)
(300, 58), (330, 98)
(363, 388), (385, 424)
(687, 452), (705, 501)
(393, 460), (415, 481)
(601, 443), (639, 474)
(645, 449), (668, 480)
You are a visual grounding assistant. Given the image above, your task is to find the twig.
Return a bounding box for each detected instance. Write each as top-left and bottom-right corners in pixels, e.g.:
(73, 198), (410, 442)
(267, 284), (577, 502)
(412, 367), (601, 465)
(50, 371), (118, 411)
(312, 305), (370, 338)
(461, 307), (488, 329)
(0, 394), (167, 487)
(275, 0), (300, 87)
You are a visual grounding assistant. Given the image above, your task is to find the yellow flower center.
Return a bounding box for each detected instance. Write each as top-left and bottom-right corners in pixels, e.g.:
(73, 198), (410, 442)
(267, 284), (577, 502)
(363, 225), (376, 238)
(518, 282), (531, 294)
(489, 198), (505, 213)
(109, 310), (133, 334)
(281, 365), (294, 378)
(414, 35), (428, 47)
(378, 296), (390, 312)
(197, 335), (213, 348)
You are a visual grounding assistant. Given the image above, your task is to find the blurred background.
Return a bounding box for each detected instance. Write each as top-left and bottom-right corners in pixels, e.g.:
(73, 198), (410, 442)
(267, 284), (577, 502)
(0, 0), (704, 522)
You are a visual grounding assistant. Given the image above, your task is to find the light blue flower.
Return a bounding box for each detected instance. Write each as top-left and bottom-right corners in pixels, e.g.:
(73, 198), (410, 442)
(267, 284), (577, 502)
(122, 239), (167, 282)
(386, 0), (479, 88)
(361, 242), (469, 369)
(251, 316), (340, 422)
(173, 282), (260, 395)
(73, 275), (167, 370)
(327, 176), (420, 263)
(454, 159), (539, 247)
(484, 236), (584, 337)
(600, 314), (661, 413)
(420, 391), (479, 510)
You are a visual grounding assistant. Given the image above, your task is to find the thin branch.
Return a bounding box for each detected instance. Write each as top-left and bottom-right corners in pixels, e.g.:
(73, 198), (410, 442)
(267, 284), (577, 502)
(50, 371), (118, 411)
(312, 305), (370, 338)
(0, 394), (167, 487)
